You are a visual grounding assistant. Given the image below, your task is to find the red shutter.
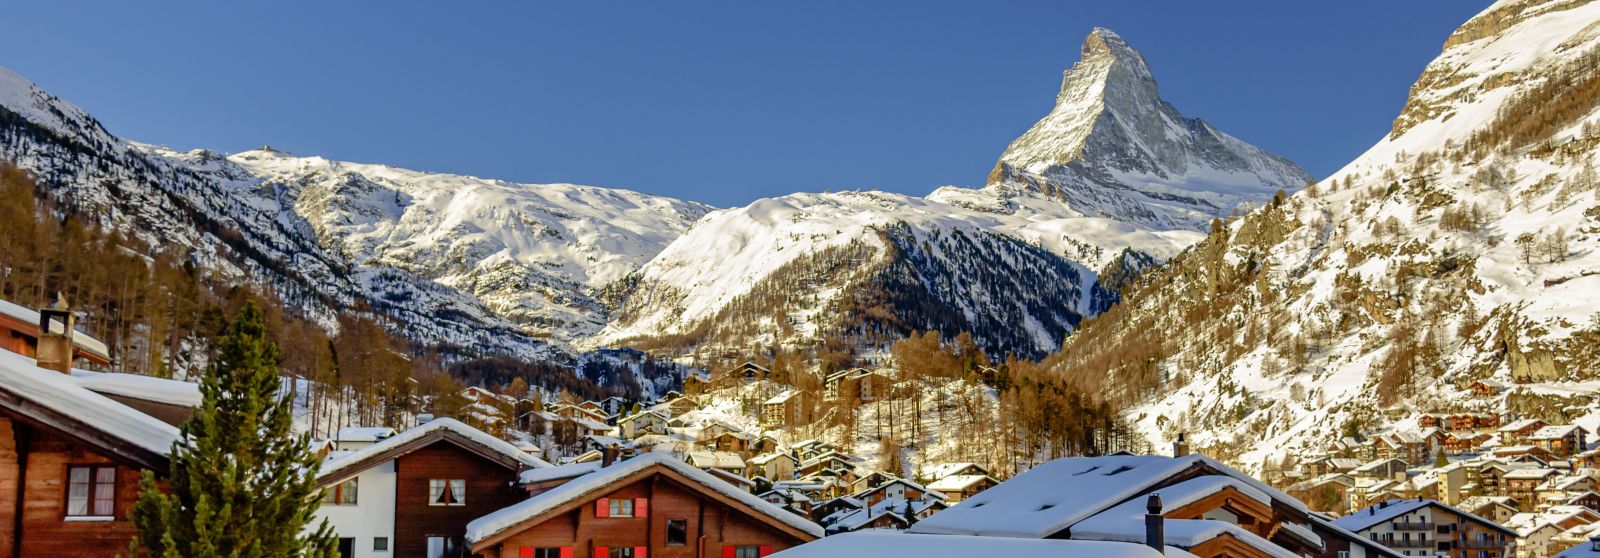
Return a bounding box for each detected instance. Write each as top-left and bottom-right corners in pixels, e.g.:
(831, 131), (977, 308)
(595, 546), (609, 558)
(596, 498), (610, 518)
(635, 497), (649, 517)
(560, 547), (573, 558)
(635, 546), (648, 558)
(722, 546), (736, 558)
(520, 548), (534, 558)
(759, 546), (773, 557)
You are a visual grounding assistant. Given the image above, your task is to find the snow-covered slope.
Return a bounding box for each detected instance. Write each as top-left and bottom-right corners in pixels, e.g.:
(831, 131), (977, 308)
(600, 27), (1305, 357)
(1051, 0), (1600, 472)
(986, 28), (1313, 232)
(0, 66), (707, 356)
(600, 188), (1199, 356)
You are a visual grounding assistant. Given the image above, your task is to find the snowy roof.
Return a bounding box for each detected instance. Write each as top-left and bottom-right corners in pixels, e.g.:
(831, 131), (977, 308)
(466, 453), (823, 545)
(768, 531), (1188, 558)
(922, 462), (986, 481)
(926, 474), (993, 492)
(686, 450), (746, 469)
(1072, 475), (1298, 558)
(763, 390), (798, 405)
(1502, 418), (1547, 432)
(1506, 468), (1561, 480)
(519, 461), (601, 485)
(908, 454), (1300, 539)
(1533, 425), (1587, 440)
(319, 418), (549, 481)
(0, 299), (111, 361)
(334, 426), (397, 443)
(69, 369), (202, 407)
(0, 350), (178, 462)
(750, 452), (797, 466)
(1332, 499), (1515, 536)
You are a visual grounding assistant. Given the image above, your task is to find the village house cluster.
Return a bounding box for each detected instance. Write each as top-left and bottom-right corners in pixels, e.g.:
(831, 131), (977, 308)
(1280, 391), (1600, 558)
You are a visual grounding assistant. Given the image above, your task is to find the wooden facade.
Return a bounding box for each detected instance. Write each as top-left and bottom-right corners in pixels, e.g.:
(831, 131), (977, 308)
(470, 462), (817, 558)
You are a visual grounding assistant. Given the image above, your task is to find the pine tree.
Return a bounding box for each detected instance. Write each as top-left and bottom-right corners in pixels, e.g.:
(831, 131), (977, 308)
(128, 302), (339, 558)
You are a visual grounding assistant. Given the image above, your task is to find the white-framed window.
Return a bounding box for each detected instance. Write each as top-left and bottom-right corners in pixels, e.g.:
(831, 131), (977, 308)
(374, 536), (389, 552)
(66, 465), (116, 519)
(324, 478), (358, 505)
(429, 479), (466, 506)
(427, 535), (463, 558)
(609, 498), (635, 517)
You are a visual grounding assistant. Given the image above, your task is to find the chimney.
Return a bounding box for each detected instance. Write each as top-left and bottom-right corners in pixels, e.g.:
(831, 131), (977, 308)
(1172, 433), (1189, 458)
(35, 294), (75, 374)
(602, 444), (619, 467)
(1144, 494), (1164, 554)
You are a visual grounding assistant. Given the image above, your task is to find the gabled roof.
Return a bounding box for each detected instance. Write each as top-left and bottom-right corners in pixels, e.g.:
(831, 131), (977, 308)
(519, 461), (601, 485)
(0, 349), (178, 470)
(69, 369), (201, 407)
(318, 418), (549, 485)
(335, 426), (397, 443)
(1332, 499), (1516, 537)
(908, 454), (1299, 540)
(927, 474), (996, 492)
(466, 453), (823, 548)
(774, 531), (1172, 558)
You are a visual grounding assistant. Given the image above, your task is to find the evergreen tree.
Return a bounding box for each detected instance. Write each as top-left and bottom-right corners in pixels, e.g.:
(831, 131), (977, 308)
(128, 302), (339, 558)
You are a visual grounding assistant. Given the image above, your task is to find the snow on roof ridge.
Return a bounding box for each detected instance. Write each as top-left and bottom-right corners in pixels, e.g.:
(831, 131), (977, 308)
(467, 452), (823, 544)
(0, 350), (178, 457)
(319, 417), (549, 480)
(69, 369), (202, 407)
(909, 453), (1305, 539)
(768, 531), (1180, 558)
(0, 299), (111, 360)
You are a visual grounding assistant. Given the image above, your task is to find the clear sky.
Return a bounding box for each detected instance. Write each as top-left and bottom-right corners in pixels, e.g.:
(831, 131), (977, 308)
(2, 1), (1490, 208)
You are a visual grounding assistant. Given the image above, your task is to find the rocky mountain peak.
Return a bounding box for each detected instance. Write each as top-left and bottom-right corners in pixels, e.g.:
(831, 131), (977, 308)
(988, 29), (1311, 232)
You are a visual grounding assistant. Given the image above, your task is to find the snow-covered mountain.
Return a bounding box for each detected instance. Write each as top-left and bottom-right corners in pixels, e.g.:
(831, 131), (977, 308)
(599, 28), (1307, 358)
(1049, 0), (1600, 471)
(0, 66), (708, 358)
(988, 28), (1312, 231)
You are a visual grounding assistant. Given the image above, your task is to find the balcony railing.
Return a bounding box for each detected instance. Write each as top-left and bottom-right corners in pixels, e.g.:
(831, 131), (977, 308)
(1392, 521), (1434, 531)
(1461, 538), (1508, 549)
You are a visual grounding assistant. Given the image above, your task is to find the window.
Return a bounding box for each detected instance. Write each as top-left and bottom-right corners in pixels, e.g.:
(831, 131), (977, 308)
(532, 549), (563, 558)
(1337, 552), (1349, 558)
(324, 478), (358, 505)
(374, 537), (389, 552)
(667, 519), (688, 546)
(337, 538), (355, 558)
(66, 465), (116, 518)
(735, 547), (761, 558)
(609, 498), (635, 517)
(608, 548), (635, 558)
(429, 479), (466, 506)
(427, 535), (463, 558)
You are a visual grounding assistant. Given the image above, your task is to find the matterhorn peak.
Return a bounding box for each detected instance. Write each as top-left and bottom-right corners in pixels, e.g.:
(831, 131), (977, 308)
(987, 27), (1310, 232)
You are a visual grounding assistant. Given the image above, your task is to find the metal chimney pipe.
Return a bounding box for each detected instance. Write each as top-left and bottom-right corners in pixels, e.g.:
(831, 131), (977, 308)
(1145, 493), (1164, 555)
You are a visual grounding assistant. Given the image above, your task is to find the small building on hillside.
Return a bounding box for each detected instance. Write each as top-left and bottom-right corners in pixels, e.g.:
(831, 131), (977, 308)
(333, 427), (397, 451)
(464, 453), (823, 558)
(761, 390), (806, 427)
(618, 410), (668, 440)
(1331, 499), (1516, 558)
(749, 452), (798, 481)
(926, 474), (998, 503)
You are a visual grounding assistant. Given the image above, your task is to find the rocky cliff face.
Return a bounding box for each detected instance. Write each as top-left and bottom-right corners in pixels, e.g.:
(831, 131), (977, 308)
(988, 28), (1313, 232)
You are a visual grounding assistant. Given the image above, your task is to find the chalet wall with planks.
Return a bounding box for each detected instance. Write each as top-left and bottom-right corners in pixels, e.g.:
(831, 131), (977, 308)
(481, 472), (809, 558)
(0, 416), (148, 558)
(394, 443), (527, 557)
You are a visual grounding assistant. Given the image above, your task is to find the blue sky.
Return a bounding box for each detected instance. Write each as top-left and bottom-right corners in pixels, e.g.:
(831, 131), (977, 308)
(2, 1), (1489, 207)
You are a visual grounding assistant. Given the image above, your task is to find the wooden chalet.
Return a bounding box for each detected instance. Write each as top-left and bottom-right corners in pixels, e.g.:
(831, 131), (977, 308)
(0, 344), (180, 557)
(314, 418), (551, 558)
(464, 453), (823, 558)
